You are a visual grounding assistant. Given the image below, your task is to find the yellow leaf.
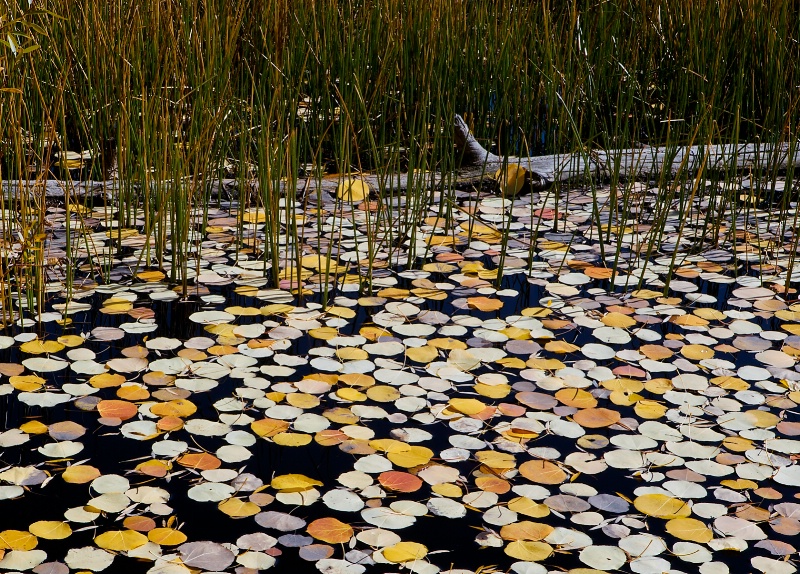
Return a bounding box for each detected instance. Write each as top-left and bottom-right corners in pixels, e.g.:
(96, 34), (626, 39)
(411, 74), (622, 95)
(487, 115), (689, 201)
(271, 474), (323, 492)
(251, 418), (290, 438)
(0, 530), (38, 550)
(326, 306), (356, 319)
(94, 530), (148, 551)
(494, 164), (528, 196)
(309, 327), (339, 340)
(62, 465), (101, 484)
(405, 346), (438, 363)
(428, 337), (467, 350)
(694, 308), (726, 320)
(745, 409), (780, 428)
(722, 436), (753, 452)
(366, 385), (400, 402)
(150, 399), (197, 418)
(28, 521), (71, 540)
(507, 497), (550, 518)
(495, 357), (527, 369)
(431, 483), (462, 497)
(286, 393), (320, 409)
(336, 178), (370, 202)
(89, 373), (127, 388)
(386, 446), (434, 468)
(336, 386), (367, 402)
(19, 420), (48, 434)
(136, 270), (165, 282)
(633, 494), (691, 519)
(503, 540), (553, 561)
(710, 375), (749, 391)
(447, 398), (486, 416)
(555, 388), (597, 409)
(474, 382), (511, 399)
(147, 528), (187, 546)
(335, 347), (367, 363)
(10, 375), (45, 391)
(665, 518), (713, 543)
(720, 478), (758, 490)
(322, 407), (359, 425)
(56, 335), (84, 347)
(521, 307), (552, 317)
(383, 541), (428, 563)
(217, 498), (260, 518)
(19, 340), (64, 354)
(631, 289), (662, 299)
(634, 399), (667, 419)
(500, 521), (554, 541)
(475, 451), (516, 470)
(242, 210), (266, 223)
(545, 340), (578, 353)
(525, 358), (565, 370)
(601, 312), (636, 328)
(681, 344), (714, 360)
(272, 432), (313, 447)
(467, 296), (503, 312)
(224, 306), (261, 316)
(101, 298), (134, 313)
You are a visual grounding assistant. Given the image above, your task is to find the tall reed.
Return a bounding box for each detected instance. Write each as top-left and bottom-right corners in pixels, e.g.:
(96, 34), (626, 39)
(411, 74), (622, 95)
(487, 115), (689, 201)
(0, 0), (795, 313)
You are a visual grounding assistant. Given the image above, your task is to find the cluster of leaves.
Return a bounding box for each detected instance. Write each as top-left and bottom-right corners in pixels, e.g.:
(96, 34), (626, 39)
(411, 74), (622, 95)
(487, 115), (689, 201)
(2, 177), (800, 574)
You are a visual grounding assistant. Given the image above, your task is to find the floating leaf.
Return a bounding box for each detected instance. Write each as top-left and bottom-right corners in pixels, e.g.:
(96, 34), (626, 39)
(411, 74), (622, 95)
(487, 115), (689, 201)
(634, 494), (692, 519)
(218, 498), (261, 518)
(336, 178), (370, 202)
(665, 518), (714, 543)
(307, 518), (354, 544)
(147, 528), (187, 545)
(271, 474), (323, 492)
(28, 521), (71, 540)
(383, 541), (428, 563)
(504, 540), (553, 561)
(0, 530), (37, 551)
(378, 471), (422, 493)
(179, 541), (235, 571)
(572, 407), (621, 428)
(94, 530), (148, 551)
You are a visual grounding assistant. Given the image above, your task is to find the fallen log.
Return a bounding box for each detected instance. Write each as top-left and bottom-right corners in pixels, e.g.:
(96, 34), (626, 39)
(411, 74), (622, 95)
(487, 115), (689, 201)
(453, 114), (800, 185)
(3, 115), (800, 203)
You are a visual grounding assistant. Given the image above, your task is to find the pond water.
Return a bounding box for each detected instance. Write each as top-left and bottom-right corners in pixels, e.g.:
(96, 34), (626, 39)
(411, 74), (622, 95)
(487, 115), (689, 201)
(1, 179), (800, 574)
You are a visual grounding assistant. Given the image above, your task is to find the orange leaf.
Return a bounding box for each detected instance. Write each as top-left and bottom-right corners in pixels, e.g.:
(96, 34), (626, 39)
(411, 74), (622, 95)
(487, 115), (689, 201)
(572, 407), (621, 428)
(177, 452), (221, 470)
(135, 459), (171, 478)
(378, 471), (422, 493)
(500, 521), (555, 541)
(467, 296), (504, 312)
(157, 416), (184, 432)
(97, 400), (138, 421)
(307, 518), (354, 544)
(315, 430), (348, 446)
(475, 476), (511, 494)
(518, 460), (567, 485)
(123, 516), (156, 532)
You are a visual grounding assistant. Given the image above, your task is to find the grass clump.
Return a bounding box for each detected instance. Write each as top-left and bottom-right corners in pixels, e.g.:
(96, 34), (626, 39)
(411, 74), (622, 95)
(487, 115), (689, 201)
(0, 0), (796, 314)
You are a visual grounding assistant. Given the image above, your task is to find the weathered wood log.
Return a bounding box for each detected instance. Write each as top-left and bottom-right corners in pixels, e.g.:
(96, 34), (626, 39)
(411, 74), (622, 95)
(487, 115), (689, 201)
(453, 113), (800, 185)
(4, 115), (800, 203)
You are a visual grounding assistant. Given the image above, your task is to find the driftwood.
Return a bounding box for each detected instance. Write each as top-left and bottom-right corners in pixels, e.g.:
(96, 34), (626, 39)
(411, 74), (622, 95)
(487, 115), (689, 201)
(453, 114), (800, 186)
(4, 115), (800, 202)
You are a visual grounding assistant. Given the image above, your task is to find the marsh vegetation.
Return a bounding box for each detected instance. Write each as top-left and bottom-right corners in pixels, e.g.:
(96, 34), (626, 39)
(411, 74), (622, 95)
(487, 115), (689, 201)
(0, 2), (800, 574)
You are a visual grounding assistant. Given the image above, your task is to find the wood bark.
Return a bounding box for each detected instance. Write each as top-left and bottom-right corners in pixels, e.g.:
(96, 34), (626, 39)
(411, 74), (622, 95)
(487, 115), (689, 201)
(5, 115), (800, 202)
